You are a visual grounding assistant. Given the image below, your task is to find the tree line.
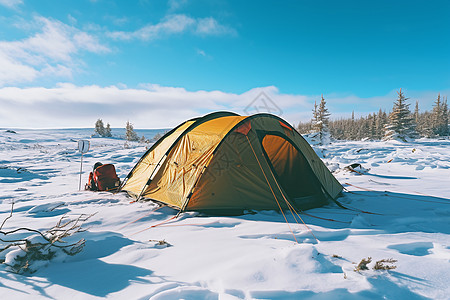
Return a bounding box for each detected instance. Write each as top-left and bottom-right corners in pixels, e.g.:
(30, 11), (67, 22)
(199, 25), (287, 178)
(297, 90), (449, 143)
(94, 119), (149, 142)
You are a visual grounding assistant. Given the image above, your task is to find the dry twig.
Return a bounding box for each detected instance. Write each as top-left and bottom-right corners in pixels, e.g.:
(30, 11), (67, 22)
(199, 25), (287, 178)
(0, 203), (95, 274)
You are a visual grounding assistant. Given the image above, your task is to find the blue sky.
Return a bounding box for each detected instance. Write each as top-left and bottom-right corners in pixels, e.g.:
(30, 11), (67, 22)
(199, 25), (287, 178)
(0, 0), (449, 128)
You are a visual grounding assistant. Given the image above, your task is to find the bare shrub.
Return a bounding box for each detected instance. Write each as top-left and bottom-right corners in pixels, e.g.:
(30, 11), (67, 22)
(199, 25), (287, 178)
(0, 203), (95, 274)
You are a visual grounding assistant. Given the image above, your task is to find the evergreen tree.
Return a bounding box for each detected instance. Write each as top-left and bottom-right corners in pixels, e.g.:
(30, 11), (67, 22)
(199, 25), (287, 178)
(383, 89), (417, 141)
(152, 133), (163, 142)
(441, 96), (449, 136)
(349, 111), (356, 140)
(125, 121), (139, 141)
(419, 111), (433, 137)
(413, 101), (425, 136)
(308, 93), (448, 141)
(375, 109), (387, 140)
(431, 94), (449, 136)
(431, 93), (442, 136)
(104, 123), (112, 137)
(94, 119), (106, 137)
(139, 135), (149, 143)
(414, 101), (419, 124)
(297, 120), (312, 134)
(368, 113), (376, 139)
(311, 100), (319, 132)
(311, 95), (331, 144)
(326, 95), (448, 141)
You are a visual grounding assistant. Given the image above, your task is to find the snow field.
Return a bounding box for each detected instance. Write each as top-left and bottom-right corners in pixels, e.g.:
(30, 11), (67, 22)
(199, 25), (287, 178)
(0, 129), (449, 299)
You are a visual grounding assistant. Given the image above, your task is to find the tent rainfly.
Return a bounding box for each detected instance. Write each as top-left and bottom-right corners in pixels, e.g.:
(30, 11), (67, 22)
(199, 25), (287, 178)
(120, 112), (343, 213)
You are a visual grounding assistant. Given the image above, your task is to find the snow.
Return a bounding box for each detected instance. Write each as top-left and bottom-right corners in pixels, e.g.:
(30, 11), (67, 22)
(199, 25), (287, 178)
(1, 128), (449, 299)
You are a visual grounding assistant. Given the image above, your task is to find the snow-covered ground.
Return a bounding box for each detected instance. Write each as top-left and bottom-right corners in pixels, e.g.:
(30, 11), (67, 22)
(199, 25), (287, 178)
(1, 128), (449, 300)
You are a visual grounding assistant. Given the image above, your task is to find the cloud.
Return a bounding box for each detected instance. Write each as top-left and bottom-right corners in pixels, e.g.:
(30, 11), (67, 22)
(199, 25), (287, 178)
(168, 0), (188, 11)
(0, 53), (38, 84)
(195, 48), (213, 60)
(0, 16), (109, 86)
(1, 82), (445, 129)
(108, 14), (235, 41)
(195, 17), (236, 36)
(0, 84), (310, 129)
(67, 14), (77, 25)
(104, 15), (129, 27)
(107, 14), (193, 41)
(0, 0), (22, 9)
(196, 49), (206, 56)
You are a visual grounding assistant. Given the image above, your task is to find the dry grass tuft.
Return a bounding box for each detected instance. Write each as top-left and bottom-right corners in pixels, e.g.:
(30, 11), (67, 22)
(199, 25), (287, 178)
(373, 258), (397, 270)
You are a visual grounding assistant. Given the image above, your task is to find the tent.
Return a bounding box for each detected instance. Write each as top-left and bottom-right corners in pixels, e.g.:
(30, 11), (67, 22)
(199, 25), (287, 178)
(120, 112), (342, 213)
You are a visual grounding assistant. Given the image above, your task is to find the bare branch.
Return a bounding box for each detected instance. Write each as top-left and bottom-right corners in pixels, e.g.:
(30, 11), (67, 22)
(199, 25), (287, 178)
(0, 201), (14, 230)
(0, 211), (96, 274)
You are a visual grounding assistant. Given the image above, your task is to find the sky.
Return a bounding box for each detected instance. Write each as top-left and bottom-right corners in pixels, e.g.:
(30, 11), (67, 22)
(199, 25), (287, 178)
(0, 0), (449, 129)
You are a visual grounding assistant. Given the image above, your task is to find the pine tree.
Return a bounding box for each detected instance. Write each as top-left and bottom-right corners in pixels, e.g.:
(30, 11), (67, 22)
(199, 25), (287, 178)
(441, 96), (449, 136)
(125, 121), (139, 141)
(431, 94), (449, 136)
(375, 109), (387, 140)
(104, 123), (112, 137)
(311, 95), (331, 144)
(326, 96), (448, 141)
(383, 89), (417, 141)
(94, 119), (106, 137)
(311, 101), (319, 132)
(368, 113), (376, 139)
(297, 120), (312, 134)
(413, 101), (425, 136)
(431, 94), (442, 136)
(349, 111), (356, 140)
(414, 101), (419, 124)
(139, 135), (149, 143)
(419, 111), (433, 137)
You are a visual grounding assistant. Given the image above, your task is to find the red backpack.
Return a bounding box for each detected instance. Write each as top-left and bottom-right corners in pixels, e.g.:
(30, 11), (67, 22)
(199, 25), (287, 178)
(93, 164), (120, 191)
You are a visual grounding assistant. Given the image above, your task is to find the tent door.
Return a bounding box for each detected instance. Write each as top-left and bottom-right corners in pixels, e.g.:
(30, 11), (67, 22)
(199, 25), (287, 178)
(260, 134), (324, 209)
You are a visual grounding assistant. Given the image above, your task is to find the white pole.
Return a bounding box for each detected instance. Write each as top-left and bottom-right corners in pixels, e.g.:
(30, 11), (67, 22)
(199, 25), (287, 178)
(79, 154), (83, 191)
(77, 139), (89, 191)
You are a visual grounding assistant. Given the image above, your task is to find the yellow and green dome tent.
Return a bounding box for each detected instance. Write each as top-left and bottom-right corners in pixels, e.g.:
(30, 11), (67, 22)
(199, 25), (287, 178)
(120, 112), (342, 213)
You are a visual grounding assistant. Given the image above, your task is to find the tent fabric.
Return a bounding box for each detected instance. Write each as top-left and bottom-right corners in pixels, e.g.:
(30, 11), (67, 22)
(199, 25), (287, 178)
(122, 120), (196, 196)
(121, 111), (239, 198)
(121, 112), (343, 212)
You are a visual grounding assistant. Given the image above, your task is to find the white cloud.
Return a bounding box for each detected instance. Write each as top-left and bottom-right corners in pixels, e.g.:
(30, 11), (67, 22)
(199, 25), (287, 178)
(108, 14), (194, 41)
(0, 53), (38, 84)
(105, 15), (128, 27)
(67, 14), (77, 25)
(195, 48), (213, 60)
(168, 0), (188, 11)
(0, 0), (22, 9)
(0, 16), (109, 86)
(0, 84), (310, 129)
(196, 49), (206, 56)
(108, 14), (235, 41)
(1, 82), (444, 129)
(195, 17), (236, 36)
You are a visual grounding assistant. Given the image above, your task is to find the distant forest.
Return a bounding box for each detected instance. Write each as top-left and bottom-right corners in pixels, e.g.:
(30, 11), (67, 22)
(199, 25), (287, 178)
(297, 90), (449, 143)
